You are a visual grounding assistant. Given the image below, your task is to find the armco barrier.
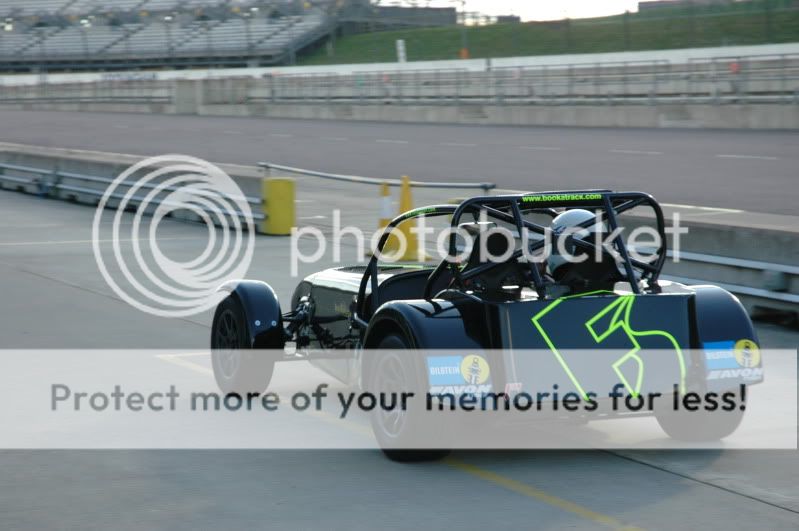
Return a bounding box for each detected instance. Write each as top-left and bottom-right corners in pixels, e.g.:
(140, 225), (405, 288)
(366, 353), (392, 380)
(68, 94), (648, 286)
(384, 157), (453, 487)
(258, 162), (496, 193)
(0, 147), (299, 235)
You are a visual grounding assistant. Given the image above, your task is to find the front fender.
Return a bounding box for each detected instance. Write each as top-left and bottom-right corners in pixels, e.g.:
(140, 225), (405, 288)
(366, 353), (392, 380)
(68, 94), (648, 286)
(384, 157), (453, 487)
(218, 280), (285, 349)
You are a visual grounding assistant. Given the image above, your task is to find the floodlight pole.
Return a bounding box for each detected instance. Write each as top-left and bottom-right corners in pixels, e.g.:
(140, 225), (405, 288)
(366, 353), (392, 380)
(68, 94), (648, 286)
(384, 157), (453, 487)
(163, 15), (174, 57)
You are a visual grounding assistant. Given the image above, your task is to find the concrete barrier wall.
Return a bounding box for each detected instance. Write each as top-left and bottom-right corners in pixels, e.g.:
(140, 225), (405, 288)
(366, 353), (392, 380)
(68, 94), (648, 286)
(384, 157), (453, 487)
(1, 97), (797, 130)
(209, 102), (799, 129)
(0, 143), (265, 228)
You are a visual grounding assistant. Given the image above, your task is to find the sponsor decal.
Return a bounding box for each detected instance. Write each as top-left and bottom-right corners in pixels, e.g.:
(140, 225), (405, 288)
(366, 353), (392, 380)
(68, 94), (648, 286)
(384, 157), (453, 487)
(427, 355), (492, 395)
(522, 193), (603, 204)
(533, 294), (686, 399)
(703, 339), (763, 382)
(703, 341), (739, 370)
(708, 367), (764, 381)
(734, 339), (761, 368)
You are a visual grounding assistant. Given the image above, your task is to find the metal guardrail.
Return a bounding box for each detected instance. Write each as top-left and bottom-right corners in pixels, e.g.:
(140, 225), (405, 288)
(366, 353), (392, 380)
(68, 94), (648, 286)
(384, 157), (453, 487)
(0, 161), (264, 221)
(254, 52), (799, 105)
(259, 162), (496, 193)
(664, 250), (799, 307)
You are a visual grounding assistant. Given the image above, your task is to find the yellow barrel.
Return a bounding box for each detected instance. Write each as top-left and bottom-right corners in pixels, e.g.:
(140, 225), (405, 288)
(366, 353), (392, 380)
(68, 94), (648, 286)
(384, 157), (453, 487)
(261, 177), (295, 235)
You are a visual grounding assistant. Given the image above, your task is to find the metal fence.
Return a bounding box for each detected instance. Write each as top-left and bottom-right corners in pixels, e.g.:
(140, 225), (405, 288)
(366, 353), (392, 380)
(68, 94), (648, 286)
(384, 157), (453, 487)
(0, 79), (173, 104)
(257, 53), (799, 105)
(2, 52), (796, 106)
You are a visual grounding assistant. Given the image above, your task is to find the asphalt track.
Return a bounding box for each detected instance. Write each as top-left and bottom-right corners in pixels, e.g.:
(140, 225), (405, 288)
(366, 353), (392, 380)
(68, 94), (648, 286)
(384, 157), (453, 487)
(1, 186), (798, 529)
(0, 110), (797, 214)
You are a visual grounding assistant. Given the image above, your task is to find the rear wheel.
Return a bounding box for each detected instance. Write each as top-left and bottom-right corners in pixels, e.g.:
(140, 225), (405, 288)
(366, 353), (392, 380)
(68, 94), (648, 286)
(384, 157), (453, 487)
(211, 295), (274, 394)
(369, 334), (450, 463)
(655, 400), (745, 442)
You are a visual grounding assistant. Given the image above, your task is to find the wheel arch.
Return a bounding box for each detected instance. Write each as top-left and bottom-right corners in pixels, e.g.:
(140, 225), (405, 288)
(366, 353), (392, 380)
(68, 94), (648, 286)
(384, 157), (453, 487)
(360, 299), (487, 388)
(217, 280), (285, 349)
(691, 285), (758, 346)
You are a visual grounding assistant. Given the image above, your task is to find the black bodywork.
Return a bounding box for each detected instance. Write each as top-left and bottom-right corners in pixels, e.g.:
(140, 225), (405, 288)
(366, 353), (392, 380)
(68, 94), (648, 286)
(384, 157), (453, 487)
(218, 191), (762, 397)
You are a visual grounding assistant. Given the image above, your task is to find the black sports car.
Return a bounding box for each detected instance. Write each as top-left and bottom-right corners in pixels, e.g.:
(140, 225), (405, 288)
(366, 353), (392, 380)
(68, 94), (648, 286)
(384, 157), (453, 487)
(210, 191), (763, 461)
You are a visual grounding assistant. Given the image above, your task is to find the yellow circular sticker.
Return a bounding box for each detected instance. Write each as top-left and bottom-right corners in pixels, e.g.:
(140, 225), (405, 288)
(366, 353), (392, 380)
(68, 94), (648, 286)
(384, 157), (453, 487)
(460, 355), (490, 385)
(734, 339), (760, 368)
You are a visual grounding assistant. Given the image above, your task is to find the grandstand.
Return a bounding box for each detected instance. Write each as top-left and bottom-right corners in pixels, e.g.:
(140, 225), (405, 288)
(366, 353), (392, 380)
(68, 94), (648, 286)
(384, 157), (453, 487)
(0, 1), (335, 71)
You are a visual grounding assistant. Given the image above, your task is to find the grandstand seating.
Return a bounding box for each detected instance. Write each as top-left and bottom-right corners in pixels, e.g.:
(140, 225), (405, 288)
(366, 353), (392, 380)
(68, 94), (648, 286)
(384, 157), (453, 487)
(0, 0), (332, 69)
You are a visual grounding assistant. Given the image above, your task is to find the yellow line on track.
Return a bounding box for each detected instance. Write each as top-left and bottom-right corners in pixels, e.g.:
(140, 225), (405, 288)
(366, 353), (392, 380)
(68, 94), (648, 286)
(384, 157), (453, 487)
(445, 458), (644, 531)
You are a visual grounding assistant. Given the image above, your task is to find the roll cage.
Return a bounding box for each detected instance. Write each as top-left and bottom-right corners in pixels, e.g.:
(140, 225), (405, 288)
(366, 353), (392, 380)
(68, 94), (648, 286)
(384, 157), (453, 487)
(352, 191), (668, 330)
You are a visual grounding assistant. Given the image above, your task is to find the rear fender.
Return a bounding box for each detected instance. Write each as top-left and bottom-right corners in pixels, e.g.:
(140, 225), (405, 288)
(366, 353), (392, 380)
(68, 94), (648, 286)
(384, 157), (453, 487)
(691, 285), (762, 387)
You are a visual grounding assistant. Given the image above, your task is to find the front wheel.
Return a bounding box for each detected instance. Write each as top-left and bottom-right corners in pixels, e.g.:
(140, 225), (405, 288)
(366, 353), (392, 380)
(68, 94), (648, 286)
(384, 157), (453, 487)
(368, 334), (450, 463)
(211, 295), (274, 394)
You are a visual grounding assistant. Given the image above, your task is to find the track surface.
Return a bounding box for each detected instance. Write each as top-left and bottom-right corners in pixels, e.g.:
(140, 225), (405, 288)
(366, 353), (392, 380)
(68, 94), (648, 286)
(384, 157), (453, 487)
(1, 188), (798, 530)
(0, 110), (797, 214)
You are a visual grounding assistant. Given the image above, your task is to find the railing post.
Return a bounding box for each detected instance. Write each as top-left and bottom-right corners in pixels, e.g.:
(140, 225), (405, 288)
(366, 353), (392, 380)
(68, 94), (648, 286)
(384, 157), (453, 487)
(455, 69), (461, 105)
(542, 65), (548, 105)
(780, 54), (787, 104)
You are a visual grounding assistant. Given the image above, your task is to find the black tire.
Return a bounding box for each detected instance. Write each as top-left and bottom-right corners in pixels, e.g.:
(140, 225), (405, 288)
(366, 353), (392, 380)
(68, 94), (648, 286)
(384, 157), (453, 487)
(210, 295), (274, 395)
(368, 334), (450, 463)
(655, 402), (745, 442)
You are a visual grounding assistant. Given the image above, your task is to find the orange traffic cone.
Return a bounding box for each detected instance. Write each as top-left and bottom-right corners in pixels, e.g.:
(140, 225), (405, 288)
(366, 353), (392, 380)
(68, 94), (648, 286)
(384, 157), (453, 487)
(386, 176), (424, 262)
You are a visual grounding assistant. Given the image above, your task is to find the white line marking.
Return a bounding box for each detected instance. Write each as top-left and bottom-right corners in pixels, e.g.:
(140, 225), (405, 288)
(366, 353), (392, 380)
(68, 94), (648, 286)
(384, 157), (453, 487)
(321, 136), (348, 141)
(661, 203), (744, 213)
(376, 139), (409, 144)
(270, 133), (294, 138)
(1, 223), (63, 229)
(680, 210), (740, 218)
(441, 142), (477, 147)
(610, 149), (663, 155)
(716, 154), (779, 161)
(223, 130), (243, 135)
(156, 353), (212, 376)
(519, 146), (562, 151)
(294, 199), (317, 204)
(113, 125), (130, 129)
(299, 215), (327, 220)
